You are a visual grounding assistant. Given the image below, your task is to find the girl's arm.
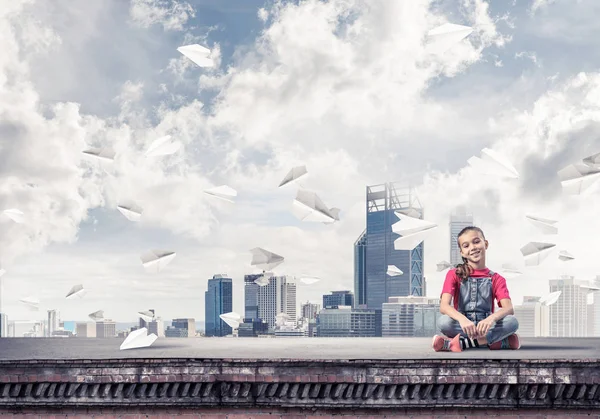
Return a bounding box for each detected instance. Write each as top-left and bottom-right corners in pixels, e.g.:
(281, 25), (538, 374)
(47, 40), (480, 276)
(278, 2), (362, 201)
(440, 293), (469, 322)
(489, 298), (514, 321)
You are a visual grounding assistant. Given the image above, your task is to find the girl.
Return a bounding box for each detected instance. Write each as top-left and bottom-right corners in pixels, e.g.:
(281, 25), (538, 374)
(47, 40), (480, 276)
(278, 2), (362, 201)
(432, 226), (520, 352)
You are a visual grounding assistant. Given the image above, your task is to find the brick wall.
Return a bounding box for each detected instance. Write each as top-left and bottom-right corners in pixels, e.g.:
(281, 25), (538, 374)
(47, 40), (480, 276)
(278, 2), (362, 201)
(1, 407), (600, 418)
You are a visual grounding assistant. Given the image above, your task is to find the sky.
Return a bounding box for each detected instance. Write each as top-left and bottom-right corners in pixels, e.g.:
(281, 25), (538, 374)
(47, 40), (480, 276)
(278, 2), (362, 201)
(1, 0), (600, 325)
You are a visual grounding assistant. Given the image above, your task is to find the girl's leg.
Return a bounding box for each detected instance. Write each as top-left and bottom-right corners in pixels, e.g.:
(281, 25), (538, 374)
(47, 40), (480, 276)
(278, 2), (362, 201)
(485, 315), (519, 344)
(437, 315), (466, 338)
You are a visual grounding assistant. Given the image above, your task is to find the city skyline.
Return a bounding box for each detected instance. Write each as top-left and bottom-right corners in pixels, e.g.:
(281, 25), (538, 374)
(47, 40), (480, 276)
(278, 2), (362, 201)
(1, 0), (600, 324)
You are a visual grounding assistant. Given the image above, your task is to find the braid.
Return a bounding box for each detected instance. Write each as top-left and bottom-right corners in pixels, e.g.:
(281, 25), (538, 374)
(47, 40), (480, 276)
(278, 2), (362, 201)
(455, 256), (473, 281)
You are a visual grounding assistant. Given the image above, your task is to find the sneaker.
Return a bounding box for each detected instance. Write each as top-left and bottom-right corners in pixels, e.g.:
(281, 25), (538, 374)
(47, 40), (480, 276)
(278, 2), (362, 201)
(489, 333), (521, 350)
(432, 334), (462, 352)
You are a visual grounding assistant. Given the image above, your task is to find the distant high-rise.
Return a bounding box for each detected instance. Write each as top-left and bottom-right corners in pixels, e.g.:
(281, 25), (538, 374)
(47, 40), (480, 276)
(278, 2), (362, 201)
(354, 231), (367, 307)
(76, 322), (96, 338)
(449, 206), (474, 266)
(549, 276), (590, 337)
(244, 274), (261, 321)
(381, 296), (440, 337)
(591, 276), (600, 337)
(167, 318), (196, 337)
(205, 274), (233, 337)
(513, 296), (548, 337)
(323, 291), (354, 309)
(301, 301), (321, 320)
(47, 309), (59, 337)
(0, 313), (7, 338)
(96, 320), (116, 338)
(139, 309), (155, 329)
(354, 182), (425, 310)
(258, 276), (296, 330)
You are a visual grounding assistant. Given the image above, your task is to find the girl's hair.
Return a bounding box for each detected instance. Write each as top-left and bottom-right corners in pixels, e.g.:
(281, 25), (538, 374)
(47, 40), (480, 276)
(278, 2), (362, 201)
(455, 226), (486, 281)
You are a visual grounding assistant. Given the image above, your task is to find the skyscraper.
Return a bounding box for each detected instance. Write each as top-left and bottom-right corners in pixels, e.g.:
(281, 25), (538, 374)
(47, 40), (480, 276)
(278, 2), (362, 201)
(354, 182), (425, 310)
(549, 276), (590, 337)
(354, 231), (367, 307)
(205, 274), (233, 337)
(258, 276), (296, 330)
(244, 274), (261, 321)
(301, 301), (321, 320)
(323, 291), (354, 308)
(47, 309), (59, 337)
(449, 206), (474, 266)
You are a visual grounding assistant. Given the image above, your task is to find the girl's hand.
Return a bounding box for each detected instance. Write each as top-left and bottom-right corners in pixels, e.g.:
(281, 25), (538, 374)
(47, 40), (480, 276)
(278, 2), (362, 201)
(476, 317), (496, 338)
(459, 319), (477, 339)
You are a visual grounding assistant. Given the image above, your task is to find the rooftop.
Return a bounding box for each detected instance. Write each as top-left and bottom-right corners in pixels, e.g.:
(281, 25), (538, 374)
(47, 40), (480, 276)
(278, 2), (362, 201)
(1, 337), (599, 360)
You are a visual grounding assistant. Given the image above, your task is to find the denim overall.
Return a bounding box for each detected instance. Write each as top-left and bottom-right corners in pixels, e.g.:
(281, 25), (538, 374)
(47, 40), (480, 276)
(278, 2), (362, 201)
(438, 270), (519, 345)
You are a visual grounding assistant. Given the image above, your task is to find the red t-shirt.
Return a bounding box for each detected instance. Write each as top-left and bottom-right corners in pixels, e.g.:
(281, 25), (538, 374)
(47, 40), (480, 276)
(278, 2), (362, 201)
(440, 267), (511, 313)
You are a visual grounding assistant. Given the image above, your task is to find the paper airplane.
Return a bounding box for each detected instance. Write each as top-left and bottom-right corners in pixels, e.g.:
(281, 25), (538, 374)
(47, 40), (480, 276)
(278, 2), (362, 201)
(539, 291), (561, 306)
(525, 215), (558, 235)
(19, 296), (39, 311)
(250, 248), (284, 271)
(279, 165), (308, 187)
(520, 242), (556, 266)
(426, 23), (473, 55)
(145, 135), (181, 158)
(219, 312), (243, 329)
(292, 190), (337, 223)
(254, 272), (272, 286)
(436, 261), (453, 272)
(557, 162), (600, 195)
(396, 208), (422, 218)
(120, 327), (158, 350)
(298, 275), (321, 285)
(558, 250), (575, 262)
(65, 284), (86, 299)
(82, 147), (115, 162)
(177, 44), (214, 68)
(391, 212), (437, 250)
(140, 250), (176, 273)
(583, 151), (600, 167)
(500, 264), (523, 279)
(467, 148), (519, 179)
(117, 202), (144, 222)
(88, 310), (104, 321)
(3, 209), (25, 223)
(322, 208), (341, 225)
(581, 284), (600, 292)
(138, 310), (155, 322)
(387, 265), (403, 276)
(203, 185), (237, 203)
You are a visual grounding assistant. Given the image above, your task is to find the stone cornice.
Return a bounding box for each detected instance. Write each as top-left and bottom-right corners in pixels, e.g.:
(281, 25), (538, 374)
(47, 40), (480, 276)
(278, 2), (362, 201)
(0, 358), (599, 409)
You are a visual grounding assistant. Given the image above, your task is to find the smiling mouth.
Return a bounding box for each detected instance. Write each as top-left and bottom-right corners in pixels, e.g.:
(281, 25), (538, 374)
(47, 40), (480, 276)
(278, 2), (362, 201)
(470, 251), (481, 256)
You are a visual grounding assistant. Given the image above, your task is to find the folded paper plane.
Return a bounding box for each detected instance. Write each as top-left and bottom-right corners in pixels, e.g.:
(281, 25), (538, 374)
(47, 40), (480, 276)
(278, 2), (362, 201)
(525, 215), (558, 235)
(539, 291), (561, 306)
(19, 296), (39, 311)
(138, 310), (155, 322)
(387, 265), (403, 276)
(468, 148), (519, 179)
(177, 44), (214, 68)
(3, 209), (25, 224)
(117, 202), (144, 222)
(298, 275), (321, 285)
(436, 261), (453, 272)
(203, 185), (237, 203)
(120, 327), (158, 350)
(292, 190), (337, 223)
(88, 310), (104, 321)
(82, 147), (115, 162)
(391, 212), (437, 250)
(426, 23), (473, 55)
(250, 247), (284, 271)
(520, 242), (556, 266)
(254, 272), (272, 286)
(140, 250), (176, 273)
(145, 135), (181, 157)
(279, 165), (308, 187)
(65, 284), (86, 299)
(220, 312), (243, 329)
(558, 162), (600, 195)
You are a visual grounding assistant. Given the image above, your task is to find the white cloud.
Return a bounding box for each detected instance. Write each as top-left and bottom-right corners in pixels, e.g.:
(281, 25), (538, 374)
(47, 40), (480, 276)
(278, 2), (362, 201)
(129, 0), (195, 31)
(1, 0), (600, 324)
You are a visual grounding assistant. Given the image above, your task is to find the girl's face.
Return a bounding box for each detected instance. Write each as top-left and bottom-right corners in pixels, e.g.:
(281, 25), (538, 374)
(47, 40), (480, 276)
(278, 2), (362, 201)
(458, 229), (488, 265)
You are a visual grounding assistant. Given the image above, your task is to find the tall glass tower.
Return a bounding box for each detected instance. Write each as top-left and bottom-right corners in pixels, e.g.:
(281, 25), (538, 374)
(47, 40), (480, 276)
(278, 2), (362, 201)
(449, 206), (474, 266)
(204, 274), (233, 337)
(354, 182), (425, 310)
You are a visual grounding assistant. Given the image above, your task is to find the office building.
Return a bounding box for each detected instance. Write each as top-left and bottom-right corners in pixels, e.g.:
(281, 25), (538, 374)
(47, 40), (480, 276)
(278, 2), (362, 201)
(139, 309), (155, 329)
(449, 207), (474, 266)
(354, 183), (425, 310)
(591, 276), (600, 337)
(238, 319), (269, 337)
(258, 276), (297, 330)
(96, 320), (116, 338)
(244, 274), (262, 320)
(76, 322), (96, 337)
(205, 274), (233, 337)
(301, 301), (321, 320)
(549, 276), (590, 337)
(317, 307), (380, 337)
(0, 313), (7, 338)
(513, 296), (549, 337)
(47, 309), (59, 337)
(381, 296), (439, 337)
(323, 291), (354, 309)
(166, 318), (195, 337)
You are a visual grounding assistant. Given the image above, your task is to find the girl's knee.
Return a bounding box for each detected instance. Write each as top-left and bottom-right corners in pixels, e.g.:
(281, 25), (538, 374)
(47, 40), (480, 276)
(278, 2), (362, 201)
(437, 315), (456, 334)
(504, 315), (519, 333)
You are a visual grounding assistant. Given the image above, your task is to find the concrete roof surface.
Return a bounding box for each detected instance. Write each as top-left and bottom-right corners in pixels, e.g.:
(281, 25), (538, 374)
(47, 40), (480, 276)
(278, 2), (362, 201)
(1, 337), (599, 361)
